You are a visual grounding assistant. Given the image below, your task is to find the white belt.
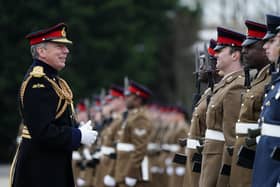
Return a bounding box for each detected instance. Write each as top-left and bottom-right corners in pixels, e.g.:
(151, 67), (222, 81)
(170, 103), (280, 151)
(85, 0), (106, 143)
(161, 144), (170, 151)
(101, 146), (115, 155)
(186, 138), (200, 149)
(205, 129), (225, 141)
(117, 143), (135, 152)
(170, 144), (180, 152)
(147, 143), (160, 151)
(235, 122), (259, 134)
(261, 123), (280, 138)
(162, 144), (180, 152)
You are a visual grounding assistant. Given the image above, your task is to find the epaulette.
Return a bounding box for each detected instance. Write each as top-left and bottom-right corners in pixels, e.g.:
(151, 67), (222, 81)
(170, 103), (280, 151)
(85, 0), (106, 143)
(226, 76), (233, 83)
(204, 87), (211, 95)
(30, 66), (45, 78)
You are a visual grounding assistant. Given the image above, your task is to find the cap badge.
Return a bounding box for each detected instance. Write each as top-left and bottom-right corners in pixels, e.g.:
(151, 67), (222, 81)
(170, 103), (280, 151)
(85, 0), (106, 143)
(61, 27), (66, 37)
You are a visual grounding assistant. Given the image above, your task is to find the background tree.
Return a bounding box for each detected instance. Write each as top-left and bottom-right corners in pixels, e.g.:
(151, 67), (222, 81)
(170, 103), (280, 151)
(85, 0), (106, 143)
(0, 0), (202, 162)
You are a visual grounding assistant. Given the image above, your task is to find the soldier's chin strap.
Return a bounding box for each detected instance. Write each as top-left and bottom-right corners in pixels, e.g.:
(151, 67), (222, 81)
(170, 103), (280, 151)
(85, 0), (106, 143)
(269, 62), (276, 75)
(277, 50), (280, 72)
(244, 65), (251, 89)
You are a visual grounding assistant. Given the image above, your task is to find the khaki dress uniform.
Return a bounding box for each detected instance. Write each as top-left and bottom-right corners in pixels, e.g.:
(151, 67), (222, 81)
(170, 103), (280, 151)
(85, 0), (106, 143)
(95, 114), (122, 187)
(230, 65), (270, 187)
(115, 108), (152, 187)
(161, 123), (178, 187)
(199, 70), (244, 187)
(148, 120), (169, 187)
(147, 120), (162, 187)
(169, 122), (189, 187)
(184, 88), (210, 187)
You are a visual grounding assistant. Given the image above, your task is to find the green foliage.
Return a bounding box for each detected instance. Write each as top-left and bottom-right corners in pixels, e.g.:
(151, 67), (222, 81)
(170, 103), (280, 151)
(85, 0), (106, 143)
(0, 0), (185, 162)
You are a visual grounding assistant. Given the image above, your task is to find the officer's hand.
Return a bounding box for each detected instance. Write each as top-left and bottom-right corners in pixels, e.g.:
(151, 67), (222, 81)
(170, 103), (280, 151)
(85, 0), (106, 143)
(79, 120), (98, 146)
(125, 177), (137, 187)
(104, 175), (116, 187)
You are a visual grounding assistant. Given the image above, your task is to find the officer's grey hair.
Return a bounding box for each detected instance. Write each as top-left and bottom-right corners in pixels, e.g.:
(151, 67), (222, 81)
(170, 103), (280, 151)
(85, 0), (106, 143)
(30, 43), (47, 59)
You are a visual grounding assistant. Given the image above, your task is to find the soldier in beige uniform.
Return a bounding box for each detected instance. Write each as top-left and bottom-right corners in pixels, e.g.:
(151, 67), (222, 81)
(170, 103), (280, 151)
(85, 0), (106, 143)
(145, 105), (162, 187)
(115, 80), (152, 187)
(94, 85), (126, 187)
(230, 20), (271, 187)
(184, 39), (221, 187)
(151, 108), (170, 187)
(199, 27), (245, 187)
(169, 107), (189, 187)
(73, 102), (89, 186)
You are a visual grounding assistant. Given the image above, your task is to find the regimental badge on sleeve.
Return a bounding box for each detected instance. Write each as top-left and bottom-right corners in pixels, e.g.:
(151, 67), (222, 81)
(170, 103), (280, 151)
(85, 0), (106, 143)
(133, 128), (147, 137)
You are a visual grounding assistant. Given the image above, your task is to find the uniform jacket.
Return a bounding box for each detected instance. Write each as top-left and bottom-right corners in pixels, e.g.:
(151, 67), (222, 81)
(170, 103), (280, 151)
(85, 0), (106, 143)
(200, 70), (244, 187)
(252, 71), (280, 187)
(95, 115), (122, 187)
(230, 64), (271, 187)
(184, 88), (210, 187)
(11, 59), (81, 187)
(115, 107), (152, 183)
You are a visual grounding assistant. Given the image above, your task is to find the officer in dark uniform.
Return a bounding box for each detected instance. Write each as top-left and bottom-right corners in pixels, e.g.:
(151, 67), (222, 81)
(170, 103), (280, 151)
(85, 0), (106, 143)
(9, 23), (98, 187)
(252, 14), (280, 187)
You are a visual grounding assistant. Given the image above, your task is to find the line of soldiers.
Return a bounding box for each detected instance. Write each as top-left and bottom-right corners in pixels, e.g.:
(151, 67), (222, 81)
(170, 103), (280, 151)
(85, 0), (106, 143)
(70, 13), (280, 187)
(184, 14), (280, 187)
(71, 81), (190, 187)
(15, 13), (280, 187)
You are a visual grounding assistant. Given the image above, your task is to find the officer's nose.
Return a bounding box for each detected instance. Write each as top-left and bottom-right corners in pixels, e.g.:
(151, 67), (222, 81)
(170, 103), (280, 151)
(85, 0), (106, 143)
(62, 46), (69, 54)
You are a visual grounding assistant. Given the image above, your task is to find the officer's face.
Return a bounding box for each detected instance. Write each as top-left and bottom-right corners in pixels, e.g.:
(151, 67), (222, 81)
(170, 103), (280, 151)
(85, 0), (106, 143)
(215, 47), (234, 75)
(39, 42), (69, 71)
(263, 33), (280, 63)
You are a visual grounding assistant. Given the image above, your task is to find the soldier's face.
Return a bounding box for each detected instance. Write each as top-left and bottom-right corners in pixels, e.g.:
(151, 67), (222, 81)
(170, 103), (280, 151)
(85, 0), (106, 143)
(263, 33), (280, 63)
(242, 41), (268, 69)
(125, 94), (136, 109)
(215, 47), (234, 74)
(38, 42), (69, 71)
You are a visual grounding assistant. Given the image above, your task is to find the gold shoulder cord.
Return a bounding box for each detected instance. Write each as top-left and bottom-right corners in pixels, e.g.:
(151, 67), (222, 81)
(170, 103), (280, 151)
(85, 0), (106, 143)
(19, 74), (75, 120)
(43, 76), (75, 119)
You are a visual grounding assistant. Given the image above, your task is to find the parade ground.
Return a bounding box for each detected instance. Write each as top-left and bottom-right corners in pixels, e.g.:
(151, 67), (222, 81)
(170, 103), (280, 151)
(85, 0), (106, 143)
(0, 165), (9, 187)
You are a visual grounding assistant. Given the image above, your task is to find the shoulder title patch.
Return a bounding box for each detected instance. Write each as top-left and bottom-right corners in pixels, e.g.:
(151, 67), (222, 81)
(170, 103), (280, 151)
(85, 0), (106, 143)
(30, 66), (45, 78)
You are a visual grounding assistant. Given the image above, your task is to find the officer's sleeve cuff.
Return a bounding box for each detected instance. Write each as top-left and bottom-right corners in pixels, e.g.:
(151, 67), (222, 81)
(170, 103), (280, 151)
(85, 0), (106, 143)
(71, 128), (81, 150)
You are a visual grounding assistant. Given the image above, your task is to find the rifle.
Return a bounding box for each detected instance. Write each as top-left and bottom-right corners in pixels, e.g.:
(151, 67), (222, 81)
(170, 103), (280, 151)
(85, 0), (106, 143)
(204, 43), (215, 92)
(244, 65), (251, 89)
(191, 47), (201, 111)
